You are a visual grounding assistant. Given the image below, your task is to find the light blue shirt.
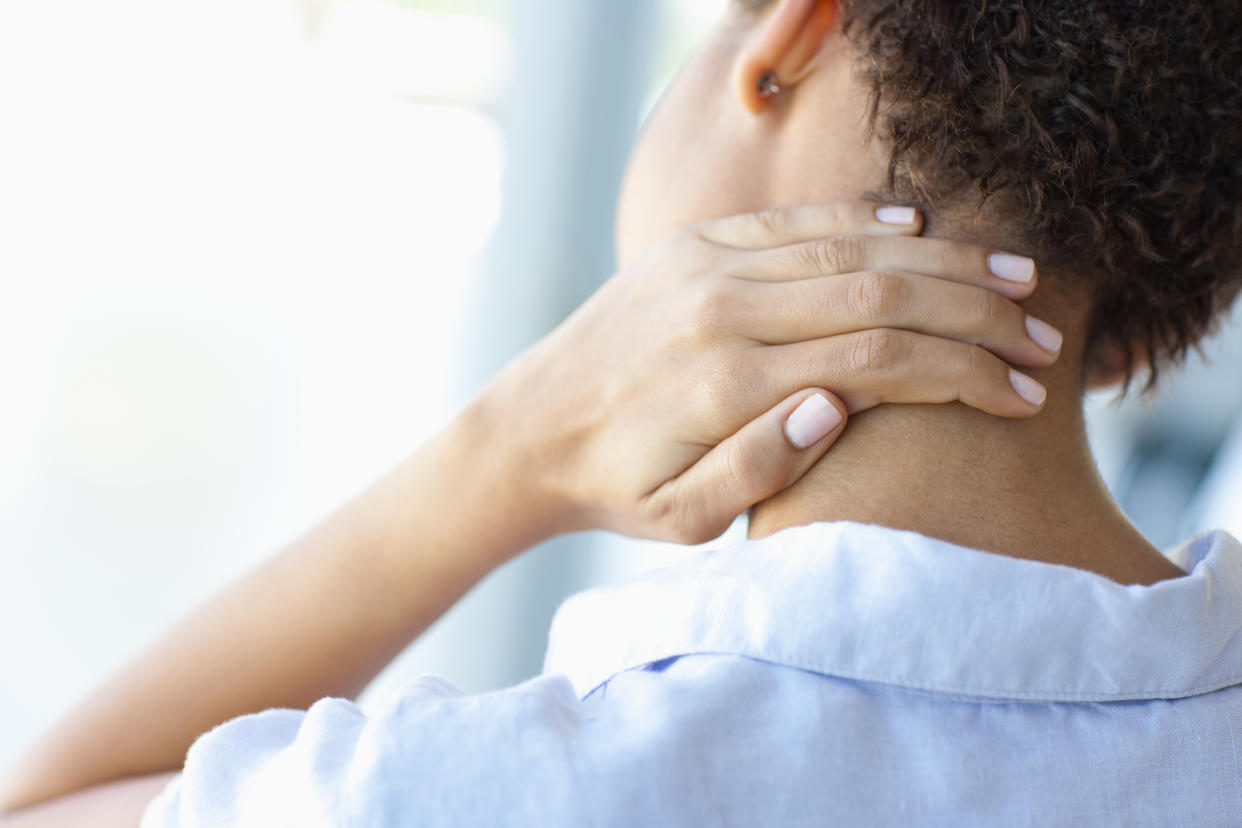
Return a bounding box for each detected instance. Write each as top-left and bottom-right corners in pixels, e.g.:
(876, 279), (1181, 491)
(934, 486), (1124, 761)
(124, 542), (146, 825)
(143, 521), (1242, 827)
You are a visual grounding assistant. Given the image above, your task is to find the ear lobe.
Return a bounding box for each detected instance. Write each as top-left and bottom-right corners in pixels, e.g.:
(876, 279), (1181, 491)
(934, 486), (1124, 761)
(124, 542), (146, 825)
(734, 0), (840, 115)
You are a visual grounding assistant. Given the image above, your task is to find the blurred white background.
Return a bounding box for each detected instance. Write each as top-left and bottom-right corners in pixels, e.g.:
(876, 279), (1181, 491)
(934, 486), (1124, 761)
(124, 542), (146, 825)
(1, 0), (1239, 771)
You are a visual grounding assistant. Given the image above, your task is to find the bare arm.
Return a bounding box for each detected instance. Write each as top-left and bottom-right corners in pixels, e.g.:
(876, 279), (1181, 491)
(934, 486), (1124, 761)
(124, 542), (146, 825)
(0, 203), (1052, 821)
(0, 774), (178, 828)
(0, 409), (543, 813)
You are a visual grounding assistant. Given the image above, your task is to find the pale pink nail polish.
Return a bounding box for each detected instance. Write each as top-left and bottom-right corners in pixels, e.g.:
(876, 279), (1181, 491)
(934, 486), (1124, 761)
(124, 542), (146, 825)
(989, 253), (1036, 284)
(1009, 370), (1048, 407)
(876, 206), (917, 225)
(1025, 316), (1064, 354)
(784, 394), (844, 449)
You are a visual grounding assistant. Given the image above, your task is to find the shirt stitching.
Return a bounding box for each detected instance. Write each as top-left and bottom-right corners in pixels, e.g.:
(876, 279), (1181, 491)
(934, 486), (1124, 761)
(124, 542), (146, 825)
(581, 648), (1242, 703)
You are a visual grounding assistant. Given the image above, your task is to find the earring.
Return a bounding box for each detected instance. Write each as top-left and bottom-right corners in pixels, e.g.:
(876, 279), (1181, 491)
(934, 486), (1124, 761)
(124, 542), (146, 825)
(757, 71), (781, 99)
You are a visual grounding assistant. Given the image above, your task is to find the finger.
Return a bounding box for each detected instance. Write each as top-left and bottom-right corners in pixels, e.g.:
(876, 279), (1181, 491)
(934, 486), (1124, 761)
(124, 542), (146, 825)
(736, 270), (1063, 367)
(736, 234), (1039, 300)
(751, 329), (1049, 419)
(647, 389), (848, 545)
(695, 202), (924, 249)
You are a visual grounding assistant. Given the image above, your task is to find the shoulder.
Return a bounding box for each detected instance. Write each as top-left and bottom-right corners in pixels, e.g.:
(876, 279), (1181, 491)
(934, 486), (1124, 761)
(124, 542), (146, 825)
(149, 673), (661, 827)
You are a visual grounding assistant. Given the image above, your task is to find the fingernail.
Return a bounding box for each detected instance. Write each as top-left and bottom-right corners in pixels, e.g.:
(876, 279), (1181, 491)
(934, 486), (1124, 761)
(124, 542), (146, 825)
(875, 206), (918, 225)
(988, 253), (1036, 284)
(1009, 370), (1048, 407)
(1025, 315), (1064, 354)
(784, 393), (844, 449)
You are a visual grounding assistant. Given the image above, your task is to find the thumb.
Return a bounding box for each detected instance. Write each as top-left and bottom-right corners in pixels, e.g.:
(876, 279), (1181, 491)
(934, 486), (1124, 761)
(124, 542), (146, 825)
(660, 389), (847, 543)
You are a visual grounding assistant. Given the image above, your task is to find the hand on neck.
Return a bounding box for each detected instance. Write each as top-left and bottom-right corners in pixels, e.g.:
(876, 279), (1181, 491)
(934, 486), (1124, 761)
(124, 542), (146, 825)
(735, 190), (1184, 584)
(614, 8), (1194, 585)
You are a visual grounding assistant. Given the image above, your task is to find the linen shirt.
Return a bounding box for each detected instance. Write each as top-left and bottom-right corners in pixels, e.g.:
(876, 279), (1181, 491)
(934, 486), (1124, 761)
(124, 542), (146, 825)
(143, 521), (1242, 827)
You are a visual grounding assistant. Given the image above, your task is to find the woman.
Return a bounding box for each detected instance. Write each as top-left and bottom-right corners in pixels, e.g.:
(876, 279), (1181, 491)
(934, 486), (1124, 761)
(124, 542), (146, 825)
(5, 0), (1242, 824)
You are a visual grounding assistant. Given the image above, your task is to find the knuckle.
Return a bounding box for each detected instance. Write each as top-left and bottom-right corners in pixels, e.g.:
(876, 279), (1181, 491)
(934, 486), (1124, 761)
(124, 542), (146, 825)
(932, 239), (962, 274)
(719, 440), (754, 496)
(850, 271), (908, 323)
(836, 235), (867, 272)
(962, 342), (993, 376)
(643, 490), (675, 528)
(837, 201), (859, 224)
(723, 433), (785, 499)
(800, 235), (862, 275)
(753, 207), (789, 236)
(643, 493), (689, 543)
(664, 503), (721, 547)
(664, 223), (702, 252)
(971, 289), (1006, 328)
(851, 329), (906, 374)
(686, 282), (735, 340)
(822, 202), (849, 231)
(653, 222), (698, 257)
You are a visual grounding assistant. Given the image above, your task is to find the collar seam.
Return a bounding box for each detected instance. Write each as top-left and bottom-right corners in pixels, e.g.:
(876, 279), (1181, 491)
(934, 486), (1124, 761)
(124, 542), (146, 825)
(570, 649), (1242, 703)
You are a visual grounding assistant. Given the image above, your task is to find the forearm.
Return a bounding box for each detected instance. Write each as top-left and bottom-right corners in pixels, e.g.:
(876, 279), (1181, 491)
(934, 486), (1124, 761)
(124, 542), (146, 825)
(0, 202), (1023, 815)
(0, 773), (177, 828)
(0, 395), (544, 812)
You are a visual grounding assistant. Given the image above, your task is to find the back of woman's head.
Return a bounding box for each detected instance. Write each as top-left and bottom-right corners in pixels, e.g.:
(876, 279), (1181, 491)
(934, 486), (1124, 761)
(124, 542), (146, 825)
(745, 0), (1242, 384)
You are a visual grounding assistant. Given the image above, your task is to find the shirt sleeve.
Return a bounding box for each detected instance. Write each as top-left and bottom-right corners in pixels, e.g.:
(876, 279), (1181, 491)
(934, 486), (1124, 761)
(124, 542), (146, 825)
(139, 673), (591, 828)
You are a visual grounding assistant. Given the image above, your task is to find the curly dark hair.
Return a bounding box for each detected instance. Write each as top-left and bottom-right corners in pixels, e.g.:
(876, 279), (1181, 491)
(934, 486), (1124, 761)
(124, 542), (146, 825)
(743, 0), (1242, 385)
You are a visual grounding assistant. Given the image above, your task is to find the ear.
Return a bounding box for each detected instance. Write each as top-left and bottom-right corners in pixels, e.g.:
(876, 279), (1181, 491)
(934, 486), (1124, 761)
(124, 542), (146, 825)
(734, 0), (840, 115)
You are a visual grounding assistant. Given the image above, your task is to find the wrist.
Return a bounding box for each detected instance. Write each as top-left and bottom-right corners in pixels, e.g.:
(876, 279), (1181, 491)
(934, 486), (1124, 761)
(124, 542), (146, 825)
(438, 378), (568, 565)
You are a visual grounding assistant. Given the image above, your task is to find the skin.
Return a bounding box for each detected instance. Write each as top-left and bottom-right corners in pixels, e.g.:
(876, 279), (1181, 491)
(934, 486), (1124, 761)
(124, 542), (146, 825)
(0, 0), (1186, 823)
(0, 201), (1055, 824)
(616, 0), (1185, 585)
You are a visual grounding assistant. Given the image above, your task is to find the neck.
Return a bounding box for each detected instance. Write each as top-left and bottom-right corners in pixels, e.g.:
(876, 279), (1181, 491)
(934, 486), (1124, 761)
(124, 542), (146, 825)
(748, 394), (1186, 586)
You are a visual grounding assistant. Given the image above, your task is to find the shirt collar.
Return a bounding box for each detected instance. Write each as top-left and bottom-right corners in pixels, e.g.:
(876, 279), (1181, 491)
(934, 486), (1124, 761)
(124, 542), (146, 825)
(543, 521), (1242, 703)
